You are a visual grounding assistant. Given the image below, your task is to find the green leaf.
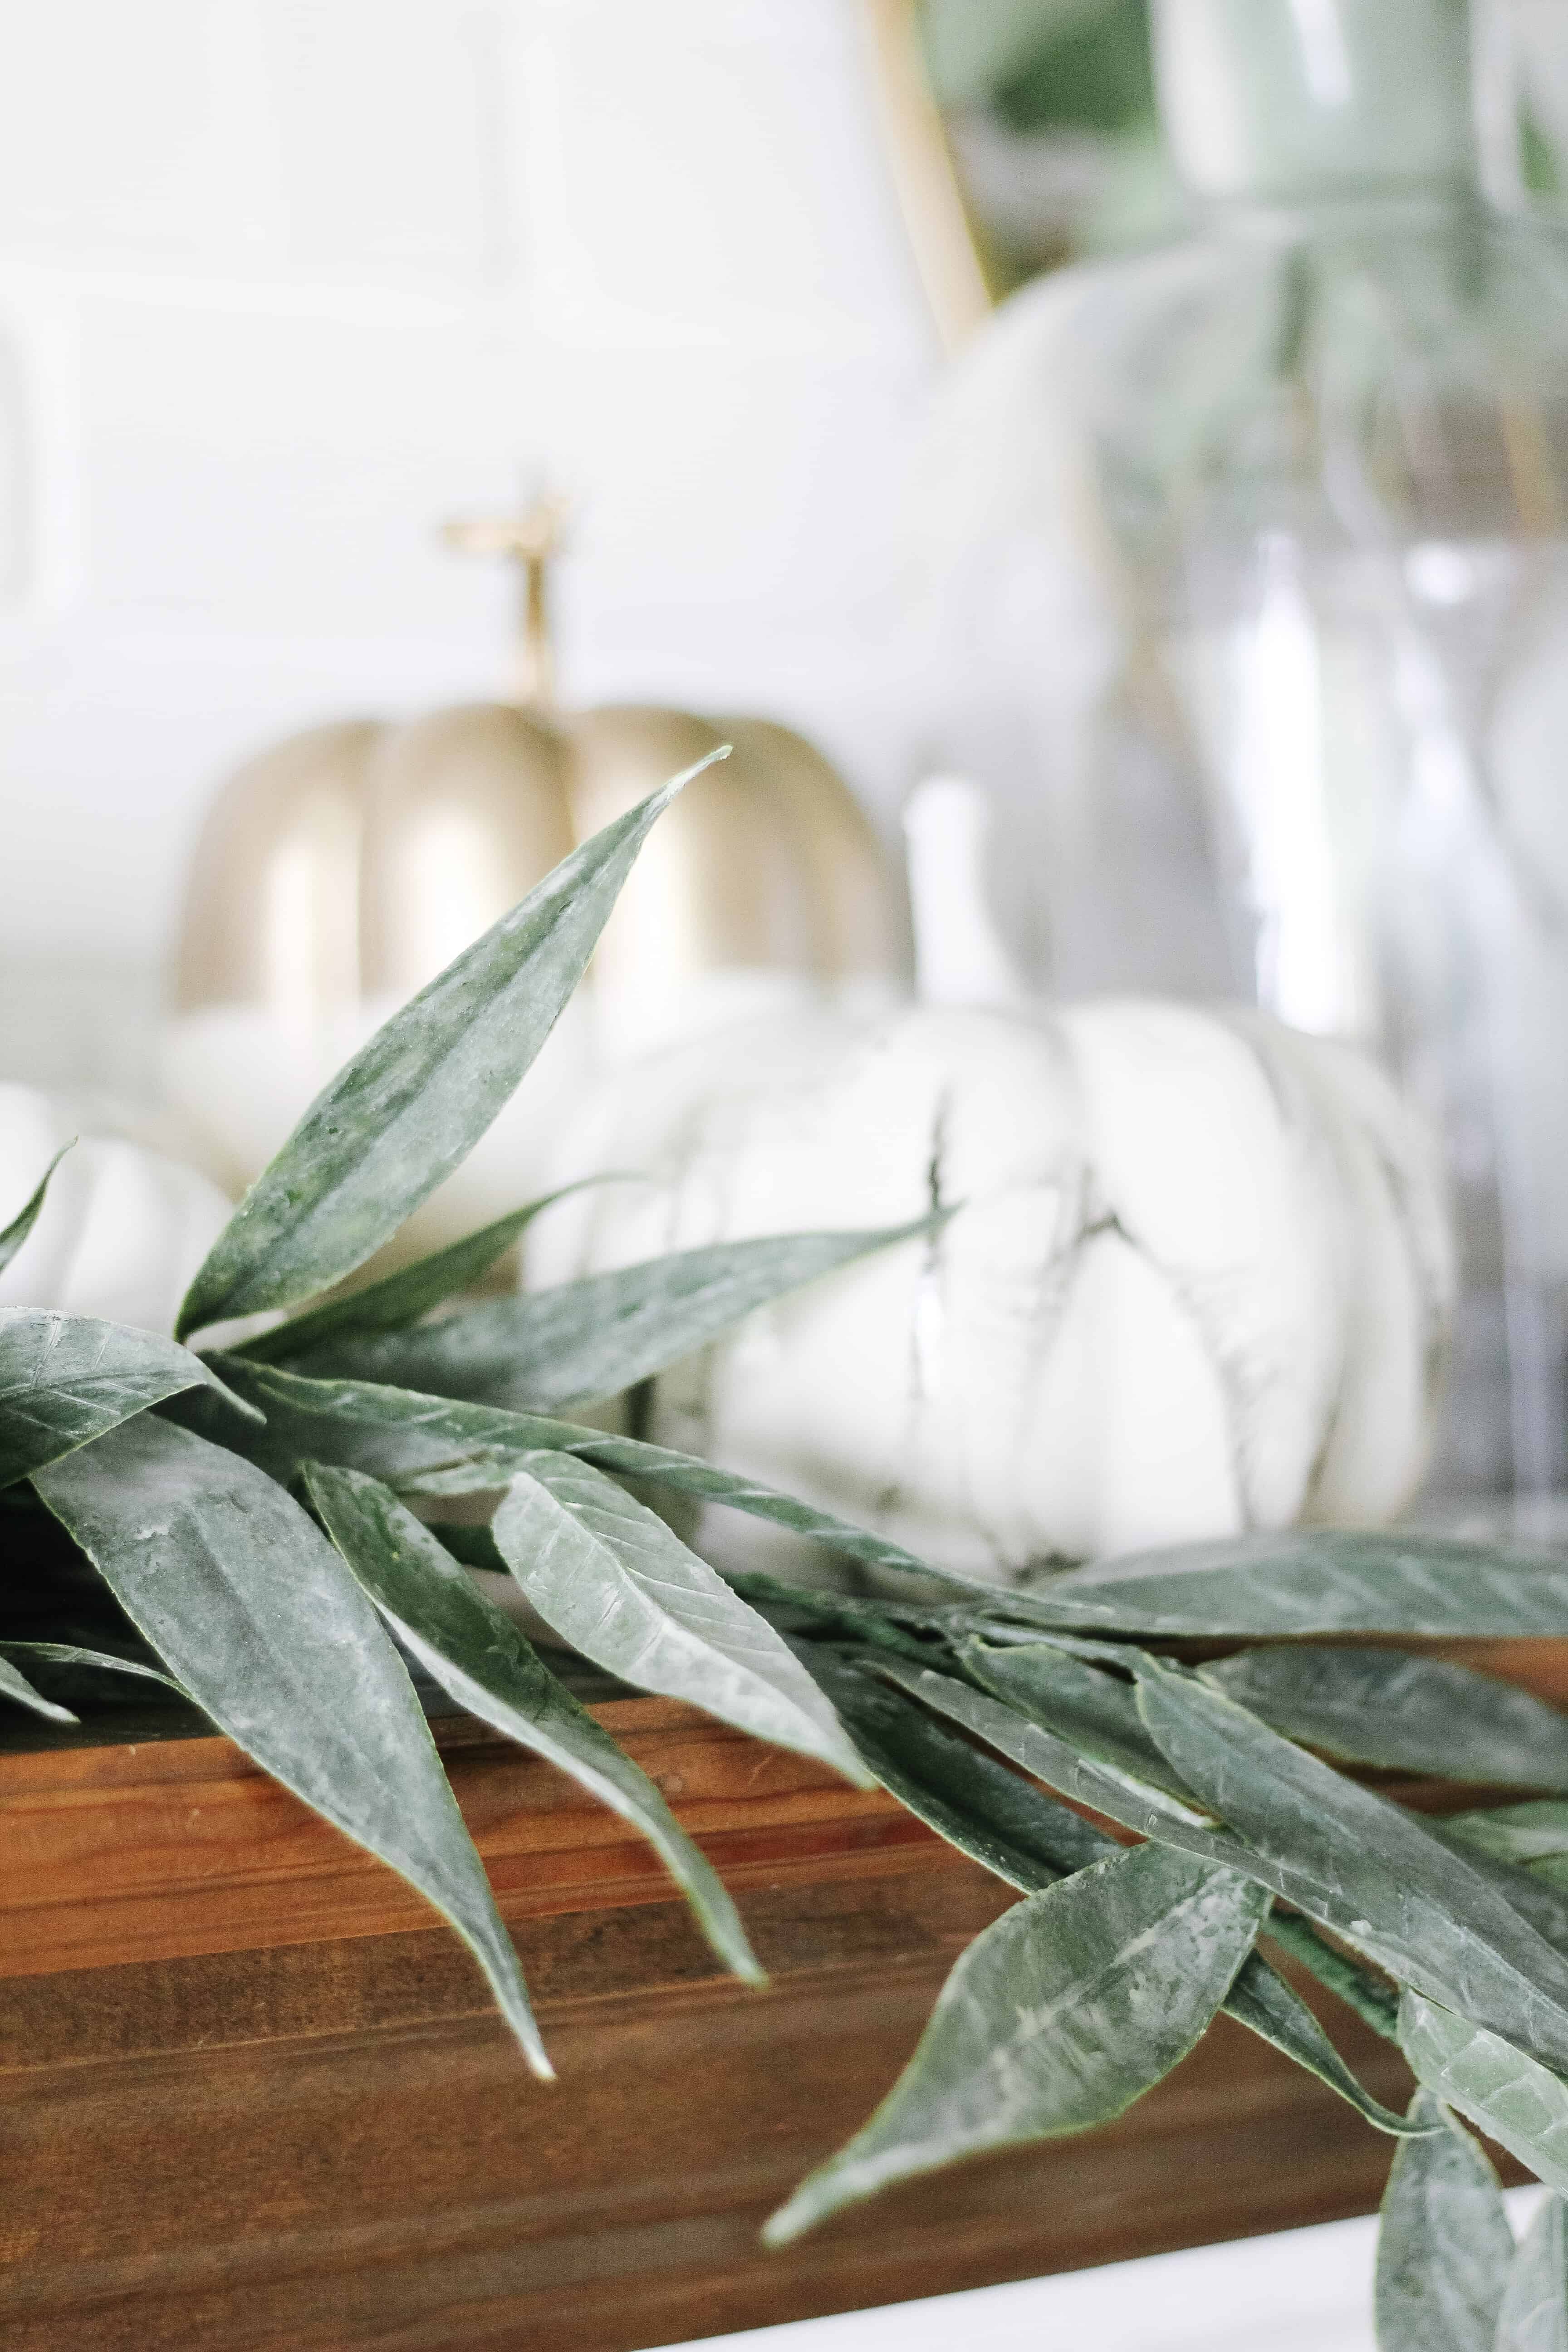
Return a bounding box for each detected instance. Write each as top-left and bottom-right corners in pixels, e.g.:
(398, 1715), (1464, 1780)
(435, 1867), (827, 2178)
(34, 1414), (551, 2078)
(1425, 1821), (1568, 1957)
(1372, 2089), (1513, 2351)
(302, 1462), (764, 1986)
(1443, 1802), (1568, 1879)
(0, 1144), (72, 1276)
(882, 1660), (1568, 2077)
(0, 1651), (76, 1725)
(1023, 1530), (1568, 1638)
(490, 1451), (871, 1786)
(1400, 1991), (1568, 2199)
(206, 1359), (954, 1591)
(809, 1651), (1420, 2137)
(280, 1220), (938, 1411)
(1132, 1661), (1568, 2076)
(0, 1308), (259, 1490)
(1226, 1955), (1428, 2139)
(1203, 1646), (1568, 1789)
(176, 753), (723, 1340)
(763, 1842), (1269, 2245)
(1440, 1808), (1568, 1950)
(960, 1638), (1203, 1803)
(0, 1638), (181, 1694)
(233, 1181), (617, 1367)
(798, 1647), (1113, 1888)
(1495, 2194), (1568, 2352)
(878, 1659), (1243, 1852)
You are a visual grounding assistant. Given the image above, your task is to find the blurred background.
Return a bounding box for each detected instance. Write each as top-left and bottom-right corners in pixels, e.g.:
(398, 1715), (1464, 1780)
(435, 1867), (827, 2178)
(3, 0), (1562, 1080)
(7, 0), (1568, 1494)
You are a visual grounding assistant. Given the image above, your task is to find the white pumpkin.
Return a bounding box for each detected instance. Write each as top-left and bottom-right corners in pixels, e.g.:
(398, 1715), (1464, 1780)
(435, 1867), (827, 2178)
(526, 998), (1454, 1581)
(526, 779), (1455, 1578)
(0, 1086), (232, 1335)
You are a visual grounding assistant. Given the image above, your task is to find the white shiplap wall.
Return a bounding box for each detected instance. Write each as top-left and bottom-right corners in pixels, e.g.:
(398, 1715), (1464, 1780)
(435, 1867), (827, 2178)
(0, 0), (942, 1086)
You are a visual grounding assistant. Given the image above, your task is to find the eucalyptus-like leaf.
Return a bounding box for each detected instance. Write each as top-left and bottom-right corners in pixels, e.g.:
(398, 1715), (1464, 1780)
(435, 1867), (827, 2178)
(1400, 1991), (1568, 2199)
(1372, 2089), (1513, 2352)
(176, 755), (722, 1340)
(1443, 1803), (1568, 1882)
(763, 1843), (1268, 2246)
(799, 1648), (1112, 1889)
(303, 1461), (764, 1986)
(33, 1414), (550, 2078)
(877, 1660), (1242, 1852)
(732, 1573), (948, 1666)
(960, 1638), (1202, 1804)
(282, 1220), (939, 1410)
(887, 1661), (1568, 2069)
(811, 1652), (1419, 2136)
(0, 1144), (71, 1276)
(1496, 2194), (1568, 2352)
(1227, 1956), (1426, 2139)
(1132, 1661), (1568, 2077)
(1204, 1647), (1568, 1789)
(0, 1650), (76, 1725)
(1024, 1530), (1568, 1639)
(234, 1181), (616, 1367)
(0, 1638), (180, 1694)
(0, 1308), (259, 1490)
(1425, 1825), (1568, 1957)
(207, 1360), (952, 1590)
(1263, 1909), (1403, 2042)
(491, 1451), (870, 1786)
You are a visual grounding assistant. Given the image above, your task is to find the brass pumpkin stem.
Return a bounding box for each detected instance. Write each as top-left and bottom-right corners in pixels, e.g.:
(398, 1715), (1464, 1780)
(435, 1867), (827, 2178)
(441, 494), (571, 712)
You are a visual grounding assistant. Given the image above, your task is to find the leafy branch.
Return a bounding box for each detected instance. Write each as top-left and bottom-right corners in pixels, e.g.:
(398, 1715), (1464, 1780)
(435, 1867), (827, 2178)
(6, 760), (1568, 2339)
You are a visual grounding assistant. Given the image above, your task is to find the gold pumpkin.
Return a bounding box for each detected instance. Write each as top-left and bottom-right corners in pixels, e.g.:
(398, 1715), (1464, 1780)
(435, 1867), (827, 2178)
(162, 503), (905, 1246)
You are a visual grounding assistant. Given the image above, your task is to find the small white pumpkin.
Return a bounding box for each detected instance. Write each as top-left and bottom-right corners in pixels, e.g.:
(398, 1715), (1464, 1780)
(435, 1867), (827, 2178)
(527, 786), (1454, 1579)
(0, 1086), (232, 1335)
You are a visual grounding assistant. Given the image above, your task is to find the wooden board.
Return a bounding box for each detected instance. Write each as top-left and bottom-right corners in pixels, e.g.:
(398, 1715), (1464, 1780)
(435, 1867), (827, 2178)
(0, 1656), (1539, 2352)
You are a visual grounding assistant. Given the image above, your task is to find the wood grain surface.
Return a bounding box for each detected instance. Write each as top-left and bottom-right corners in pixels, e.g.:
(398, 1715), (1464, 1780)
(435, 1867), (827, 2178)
(0, 1650), (1544, 2351)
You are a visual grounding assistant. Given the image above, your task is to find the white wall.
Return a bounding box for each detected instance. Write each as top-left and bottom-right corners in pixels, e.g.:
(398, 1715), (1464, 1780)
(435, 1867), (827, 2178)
(0, 0), (942, 1087)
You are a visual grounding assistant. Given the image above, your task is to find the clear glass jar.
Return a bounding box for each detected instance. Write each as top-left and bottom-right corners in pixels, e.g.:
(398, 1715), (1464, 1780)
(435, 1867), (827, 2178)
(1039, 0), (1568, 1498)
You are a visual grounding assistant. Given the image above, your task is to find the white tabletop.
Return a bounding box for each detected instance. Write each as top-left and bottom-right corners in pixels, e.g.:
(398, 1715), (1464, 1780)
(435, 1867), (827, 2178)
(661, 2193), (1545, 2352)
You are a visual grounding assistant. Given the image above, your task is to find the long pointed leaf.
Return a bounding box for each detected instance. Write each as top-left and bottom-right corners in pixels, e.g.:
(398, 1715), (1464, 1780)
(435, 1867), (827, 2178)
(1443, 1803), (1568, 1881)
(1024, 1531), (1568, 1638)
(1372, 2089), (1513, 2351)
(1424, 1824), (1568, 1956)
(206, 1359), (955, 1590)
(1400, 1992), (1568, 2199)
(960, 1638), (1202, 1803)
(880, 1659), (1244, 1851)
(1496, 2194), (1568, 2351)
(234, 1181), (617, 1366)
(177, 754), (722, 1338)
(303, 1462), (764, 1986)
(0, 1145), (72, 1277)
(0, 1651), (76, 1725)
(0, 1308), (258, 1489)
(0, 1638), (181, 1695)
(34, 1415), (550, 2077)
(491, 1451), (869, 1785)
(884, 1659), (1568, 2075)
(1132, 1661), (1568, 2076)
(763, 1842), (1268, 2245)
(799, 1648), (1113, 1888)
(810, 1650), (1421, 2136)
(1203, 1647), (1568, 1789)
(281, 1220), (939, 1410)
(1225, 1955), (1428, 2139)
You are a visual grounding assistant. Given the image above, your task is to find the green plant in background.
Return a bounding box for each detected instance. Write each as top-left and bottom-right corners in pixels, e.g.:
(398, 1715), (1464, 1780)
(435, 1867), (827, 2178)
(919, 0), (1175, 276)
(8, 752), (1568, 2340)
